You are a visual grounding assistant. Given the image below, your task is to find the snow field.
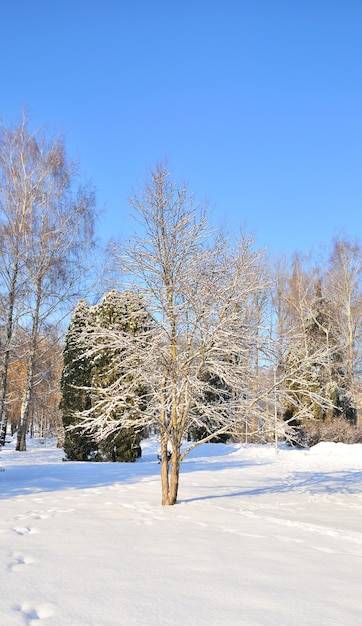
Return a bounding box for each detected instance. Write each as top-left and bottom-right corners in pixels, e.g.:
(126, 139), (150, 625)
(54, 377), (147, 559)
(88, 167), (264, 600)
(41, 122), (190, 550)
(1, 439), (362, 625)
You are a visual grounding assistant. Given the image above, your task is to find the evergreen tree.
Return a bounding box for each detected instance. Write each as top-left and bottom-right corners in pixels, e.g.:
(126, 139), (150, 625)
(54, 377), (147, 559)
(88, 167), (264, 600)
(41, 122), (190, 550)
(60, 300), (99, 460)
(90, 290), (148, 462)
(283, 279), (355, 444)
(189, 369), (230, 443)
(303, 279), (352, 421)
(60, 290), (150, 462)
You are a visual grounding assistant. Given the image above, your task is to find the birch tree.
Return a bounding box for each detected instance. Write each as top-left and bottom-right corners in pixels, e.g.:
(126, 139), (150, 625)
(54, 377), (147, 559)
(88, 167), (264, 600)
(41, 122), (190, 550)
(0, 116), (30, 444)
(0, 113), (97, 451)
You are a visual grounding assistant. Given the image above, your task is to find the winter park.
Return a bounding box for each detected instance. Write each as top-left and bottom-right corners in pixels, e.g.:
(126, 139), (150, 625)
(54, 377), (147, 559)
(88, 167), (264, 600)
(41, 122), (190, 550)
(1, 127), (362, 625)
(2, 3), (362, 622)
(1, 437), (362, 625)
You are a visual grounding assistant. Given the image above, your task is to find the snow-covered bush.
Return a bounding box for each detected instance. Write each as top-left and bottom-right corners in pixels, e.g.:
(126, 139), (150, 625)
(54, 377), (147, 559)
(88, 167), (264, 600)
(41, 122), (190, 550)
(288, 418), (362, 447)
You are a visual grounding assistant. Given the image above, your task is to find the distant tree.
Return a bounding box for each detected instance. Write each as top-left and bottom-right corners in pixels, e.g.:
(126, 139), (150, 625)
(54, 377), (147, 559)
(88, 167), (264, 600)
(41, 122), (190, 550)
(270, 257), (295, 367)
(278, 258), (357, 444)
(5, 329), (64, 442)
(325, 236), (362, 411)
(30, 333), (64, 442)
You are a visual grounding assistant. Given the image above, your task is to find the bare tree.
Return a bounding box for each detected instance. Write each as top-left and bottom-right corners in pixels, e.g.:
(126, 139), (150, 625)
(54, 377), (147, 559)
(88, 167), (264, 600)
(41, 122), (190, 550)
(3, 329), (63, 442)
(326, 237), (362, 391)
(72, 163), (272, 504)
(270, 253), (346, 441)
(0, 115), (30, 444)
(0, 113), (97, 451)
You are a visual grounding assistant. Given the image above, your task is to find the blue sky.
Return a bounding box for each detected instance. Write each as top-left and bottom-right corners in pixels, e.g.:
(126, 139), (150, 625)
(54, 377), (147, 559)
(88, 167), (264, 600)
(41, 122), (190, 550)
(1, 0), (361, 257)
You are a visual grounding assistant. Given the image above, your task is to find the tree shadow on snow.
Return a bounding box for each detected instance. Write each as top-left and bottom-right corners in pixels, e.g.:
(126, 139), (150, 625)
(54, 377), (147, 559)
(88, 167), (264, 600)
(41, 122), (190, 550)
(0, 460), (161, 499)
(181, 470), (362, 503)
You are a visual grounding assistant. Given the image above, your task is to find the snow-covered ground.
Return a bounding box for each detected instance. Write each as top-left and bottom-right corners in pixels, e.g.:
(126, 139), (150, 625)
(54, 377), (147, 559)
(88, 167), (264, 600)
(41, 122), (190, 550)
(1, 438), (362, 626)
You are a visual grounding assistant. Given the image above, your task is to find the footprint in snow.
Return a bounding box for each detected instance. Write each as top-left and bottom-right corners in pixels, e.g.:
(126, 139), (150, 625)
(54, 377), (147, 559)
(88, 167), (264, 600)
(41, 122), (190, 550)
(13, 602), (55, 623)
(7, 553), (34, 572)
(13, 526), (38, 536)
(17, 507), (75, 522)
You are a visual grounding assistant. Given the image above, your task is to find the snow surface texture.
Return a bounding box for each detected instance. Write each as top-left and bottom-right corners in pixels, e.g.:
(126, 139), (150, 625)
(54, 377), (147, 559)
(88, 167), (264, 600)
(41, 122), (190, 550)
(1, 438), (362, 626)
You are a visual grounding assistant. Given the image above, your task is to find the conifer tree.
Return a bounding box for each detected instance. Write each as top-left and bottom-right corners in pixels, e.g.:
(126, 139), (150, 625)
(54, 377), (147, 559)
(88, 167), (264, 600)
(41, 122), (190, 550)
(60, 300), (99, 460)
(60, 291), (150, 462)
(301, 279), (351, 421)
(90, 290), (148, 462)
(282, 277), (354, 443)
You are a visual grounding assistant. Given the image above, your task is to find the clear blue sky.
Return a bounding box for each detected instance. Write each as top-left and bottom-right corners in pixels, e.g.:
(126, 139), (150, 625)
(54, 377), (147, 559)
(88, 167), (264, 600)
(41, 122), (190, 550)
(1, 0), (361, 256)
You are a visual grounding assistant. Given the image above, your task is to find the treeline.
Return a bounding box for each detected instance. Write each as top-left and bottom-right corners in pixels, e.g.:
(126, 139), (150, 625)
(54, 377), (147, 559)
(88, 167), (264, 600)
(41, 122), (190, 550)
(1, 115), (361, 487)
(60, 163), (362, 505)
(272, 242), (362, 445)
(63, 231), (362, 460)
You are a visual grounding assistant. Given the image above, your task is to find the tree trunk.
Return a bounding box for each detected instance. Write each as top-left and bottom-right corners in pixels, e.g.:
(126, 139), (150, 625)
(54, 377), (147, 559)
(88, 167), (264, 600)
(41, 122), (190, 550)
(160, 436), (181, 506)
(168, 448), (181, 505)
(16, 281), (41, 452)
(0, 413), (9, 445)
(160, 432), (170, 505)
(0, 263), (19, 445)
(16, 397), (30, 452)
